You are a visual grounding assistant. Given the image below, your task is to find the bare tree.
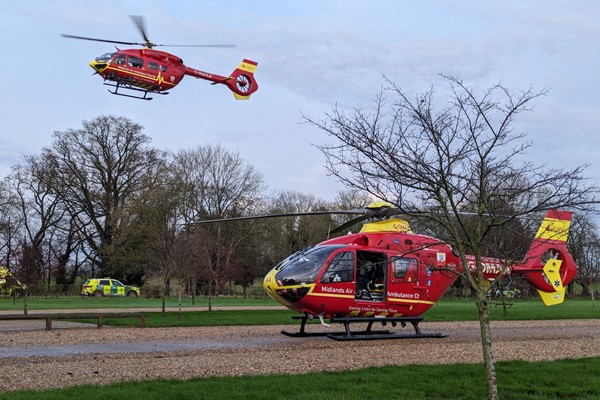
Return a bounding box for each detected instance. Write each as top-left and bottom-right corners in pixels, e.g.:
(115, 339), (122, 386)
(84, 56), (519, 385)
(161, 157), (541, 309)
(0, 180), (21, 270)
(569, 212), (600, 306)
(173, 144), (265, 306)
(6, 155), (69, 292)
(304, 75), (599, 400)
(45, 115), (164, 279)
(263, 191), (333, 260)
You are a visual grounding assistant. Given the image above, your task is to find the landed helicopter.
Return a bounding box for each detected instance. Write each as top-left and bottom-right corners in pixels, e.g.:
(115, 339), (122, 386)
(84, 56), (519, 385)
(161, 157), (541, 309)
(62, 16), (258, 100)
(198, 202), (576, 340)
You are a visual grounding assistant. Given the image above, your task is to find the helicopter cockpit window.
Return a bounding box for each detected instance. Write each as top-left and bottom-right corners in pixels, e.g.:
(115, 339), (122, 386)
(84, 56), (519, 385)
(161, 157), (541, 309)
(95, 52), (116, 63)
(275, 245), (344, 286)
(127, 56), (144, 68)
(114, 54), (126, 65)
(321, 252), (354, 283)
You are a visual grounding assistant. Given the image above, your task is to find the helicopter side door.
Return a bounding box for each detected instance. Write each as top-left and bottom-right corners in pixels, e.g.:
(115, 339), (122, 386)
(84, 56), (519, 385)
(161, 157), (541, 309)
(386, 257), (420, 304)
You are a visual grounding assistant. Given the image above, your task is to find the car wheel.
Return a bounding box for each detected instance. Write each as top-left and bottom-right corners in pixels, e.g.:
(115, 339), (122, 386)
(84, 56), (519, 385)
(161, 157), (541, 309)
(127, 291), (138, 298)
(94, 290), (103, 297)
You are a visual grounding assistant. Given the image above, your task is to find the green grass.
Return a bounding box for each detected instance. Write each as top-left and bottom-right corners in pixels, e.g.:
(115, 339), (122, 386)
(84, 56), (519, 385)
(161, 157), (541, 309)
(3, 357), (600, 400)
(69, 309), (302, 327)
(0, 295), (278, 311)
(2, 297), (598, 329)
(426, 298), (600, 321)
(58, 298), (600, 328)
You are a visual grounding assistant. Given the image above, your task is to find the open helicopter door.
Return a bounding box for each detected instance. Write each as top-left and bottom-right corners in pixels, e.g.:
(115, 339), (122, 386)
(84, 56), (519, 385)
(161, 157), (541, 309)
(354, 251), (387, 302)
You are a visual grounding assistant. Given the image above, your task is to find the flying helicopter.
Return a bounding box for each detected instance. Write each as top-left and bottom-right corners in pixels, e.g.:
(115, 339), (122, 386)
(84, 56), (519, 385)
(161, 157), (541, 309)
(62, 16), (258, 100)
(196, 202), (576, 340)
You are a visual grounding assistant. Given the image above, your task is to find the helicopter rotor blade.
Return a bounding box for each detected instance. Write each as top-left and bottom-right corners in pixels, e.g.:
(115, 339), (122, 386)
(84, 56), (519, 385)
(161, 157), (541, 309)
(156, 44), (236, 48)
(129, 15), (235, 48)
(63, 16), (237, 49)
(329, 214), (373, 235)
(130, 15), (152, 47)
(61, 34), (141, 46)
(188, 209), (365, 225)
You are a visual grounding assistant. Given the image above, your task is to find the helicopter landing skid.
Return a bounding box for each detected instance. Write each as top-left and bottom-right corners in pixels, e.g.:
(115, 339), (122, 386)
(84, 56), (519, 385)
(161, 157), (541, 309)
(103, 81), (168, 101)
(281, 314), (447, 341)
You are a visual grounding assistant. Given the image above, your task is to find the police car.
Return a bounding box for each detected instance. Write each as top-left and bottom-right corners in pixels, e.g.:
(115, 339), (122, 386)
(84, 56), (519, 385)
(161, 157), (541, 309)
(81, 278), (141, 297)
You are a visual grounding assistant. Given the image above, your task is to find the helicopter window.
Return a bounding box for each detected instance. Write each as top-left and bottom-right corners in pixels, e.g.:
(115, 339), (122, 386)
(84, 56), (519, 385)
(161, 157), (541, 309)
(95, 52), (116, 63)
(160, 65), (168, 72)
(114, 54), (126, 65)
(321, 252), (354, 283)
(275, 245), (344, 286)
(148, 62), (159, 70)
(128, 56), (144, 68)
(390, 257), (418, 283)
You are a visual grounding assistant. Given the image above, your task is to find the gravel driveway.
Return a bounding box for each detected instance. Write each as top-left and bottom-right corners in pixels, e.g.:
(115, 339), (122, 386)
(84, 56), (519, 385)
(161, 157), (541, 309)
(1, 319), (599, 393)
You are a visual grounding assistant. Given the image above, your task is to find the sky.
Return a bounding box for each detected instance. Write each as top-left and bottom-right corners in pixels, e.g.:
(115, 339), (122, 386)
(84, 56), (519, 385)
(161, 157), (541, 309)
(1, 0), (600, 202)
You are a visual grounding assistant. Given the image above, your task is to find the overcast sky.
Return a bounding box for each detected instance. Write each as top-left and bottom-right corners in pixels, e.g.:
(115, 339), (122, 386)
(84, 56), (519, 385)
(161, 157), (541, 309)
(2, 0), (599, 202)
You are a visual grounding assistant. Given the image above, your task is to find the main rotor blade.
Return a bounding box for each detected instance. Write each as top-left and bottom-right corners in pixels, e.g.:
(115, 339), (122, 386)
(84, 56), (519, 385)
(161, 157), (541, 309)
(329, 214), (372, 235)
(61, 34), (141, 46)
(130, 15), (151, 46)
(156, 44), (236, 48)
(188, 209), (366, 225)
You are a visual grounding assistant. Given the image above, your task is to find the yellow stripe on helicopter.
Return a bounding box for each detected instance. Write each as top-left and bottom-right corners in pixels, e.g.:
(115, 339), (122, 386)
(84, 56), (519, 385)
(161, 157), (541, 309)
(535, 217), (570, 242)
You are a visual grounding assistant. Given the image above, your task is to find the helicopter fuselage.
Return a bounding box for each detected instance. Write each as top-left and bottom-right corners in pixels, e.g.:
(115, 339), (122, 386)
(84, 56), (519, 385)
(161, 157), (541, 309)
(88, 48), (258, 99)
(263, 213), (577, 319)
(263, 224), (462, 318)
(89, 49), (186, 92)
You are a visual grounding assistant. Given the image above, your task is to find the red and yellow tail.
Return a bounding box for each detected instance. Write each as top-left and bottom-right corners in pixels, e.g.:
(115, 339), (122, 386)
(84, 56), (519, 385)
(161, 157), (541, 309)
(225, 59), (259, 100)
(514, 210), (577, 306)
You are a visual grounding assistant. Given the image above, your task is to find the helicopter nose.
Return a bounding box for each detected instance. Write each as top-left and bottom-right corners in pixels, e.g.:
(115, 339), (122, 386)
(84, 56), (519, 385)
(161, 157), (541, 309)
(89, 60), (108, 73)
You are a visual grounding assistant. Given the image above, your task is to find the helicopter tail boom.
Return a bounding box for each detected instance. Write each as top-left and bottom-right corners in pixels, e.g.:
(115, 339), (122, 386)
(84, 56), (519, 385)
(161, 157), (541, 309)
(184, 59), (258, 99)
(513, 210), (576, 306)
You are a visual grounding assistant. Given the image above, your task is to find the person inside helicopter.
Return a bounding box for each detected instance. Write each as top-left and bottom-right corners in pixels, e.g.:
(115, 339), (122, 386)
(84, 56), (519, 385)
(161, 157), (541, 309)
(355, 252), (387, 301)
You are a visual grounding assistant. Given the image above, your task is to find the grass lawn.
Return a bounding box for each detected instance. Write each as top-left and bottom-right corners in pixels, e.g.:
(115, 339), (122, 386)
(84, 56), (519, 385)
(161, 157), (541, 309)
(2, 358), (600, 400)
(49, 298), (599, 328)
(0, 295), (278, 311)
(2, 297), (598, 328)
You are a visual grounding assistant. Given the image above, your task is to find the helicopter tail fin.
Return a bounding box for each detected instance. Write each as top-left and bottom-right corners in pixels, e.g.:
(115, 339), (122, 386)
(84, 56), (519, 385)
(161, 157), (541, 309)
(225, 59), (259, 100)
(513, 210), (577, 306)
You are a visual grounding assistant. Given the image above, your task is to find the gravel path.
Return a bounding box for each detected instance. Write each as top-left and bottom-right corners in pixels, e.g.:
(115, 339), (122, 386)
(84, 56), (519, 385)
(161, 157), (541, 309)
(0, 319), (599, 393)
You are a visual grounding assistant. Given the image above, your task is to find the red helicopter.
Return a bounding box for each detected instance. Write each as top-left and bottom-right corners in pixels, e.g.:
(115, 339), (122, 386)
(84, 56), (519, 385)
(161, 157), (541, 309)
(62, 16), (258, 100)
(202, 203), (576, 340)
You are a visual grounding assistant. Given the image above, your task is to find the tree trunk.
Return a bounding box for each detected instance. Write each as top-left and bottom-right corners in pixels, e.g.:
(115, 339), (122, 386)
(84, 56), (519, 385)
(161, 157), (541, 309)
(208, 278), (213, 312)
(191, 275), (197, 305)
(477, 296), (499, 400)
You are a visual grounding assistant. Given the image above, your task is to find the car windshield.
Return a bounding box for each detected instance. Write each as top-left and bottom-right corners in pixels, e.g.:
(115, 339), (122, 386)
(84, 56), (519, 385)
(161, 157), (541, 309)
(275, 245), (344, 286)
